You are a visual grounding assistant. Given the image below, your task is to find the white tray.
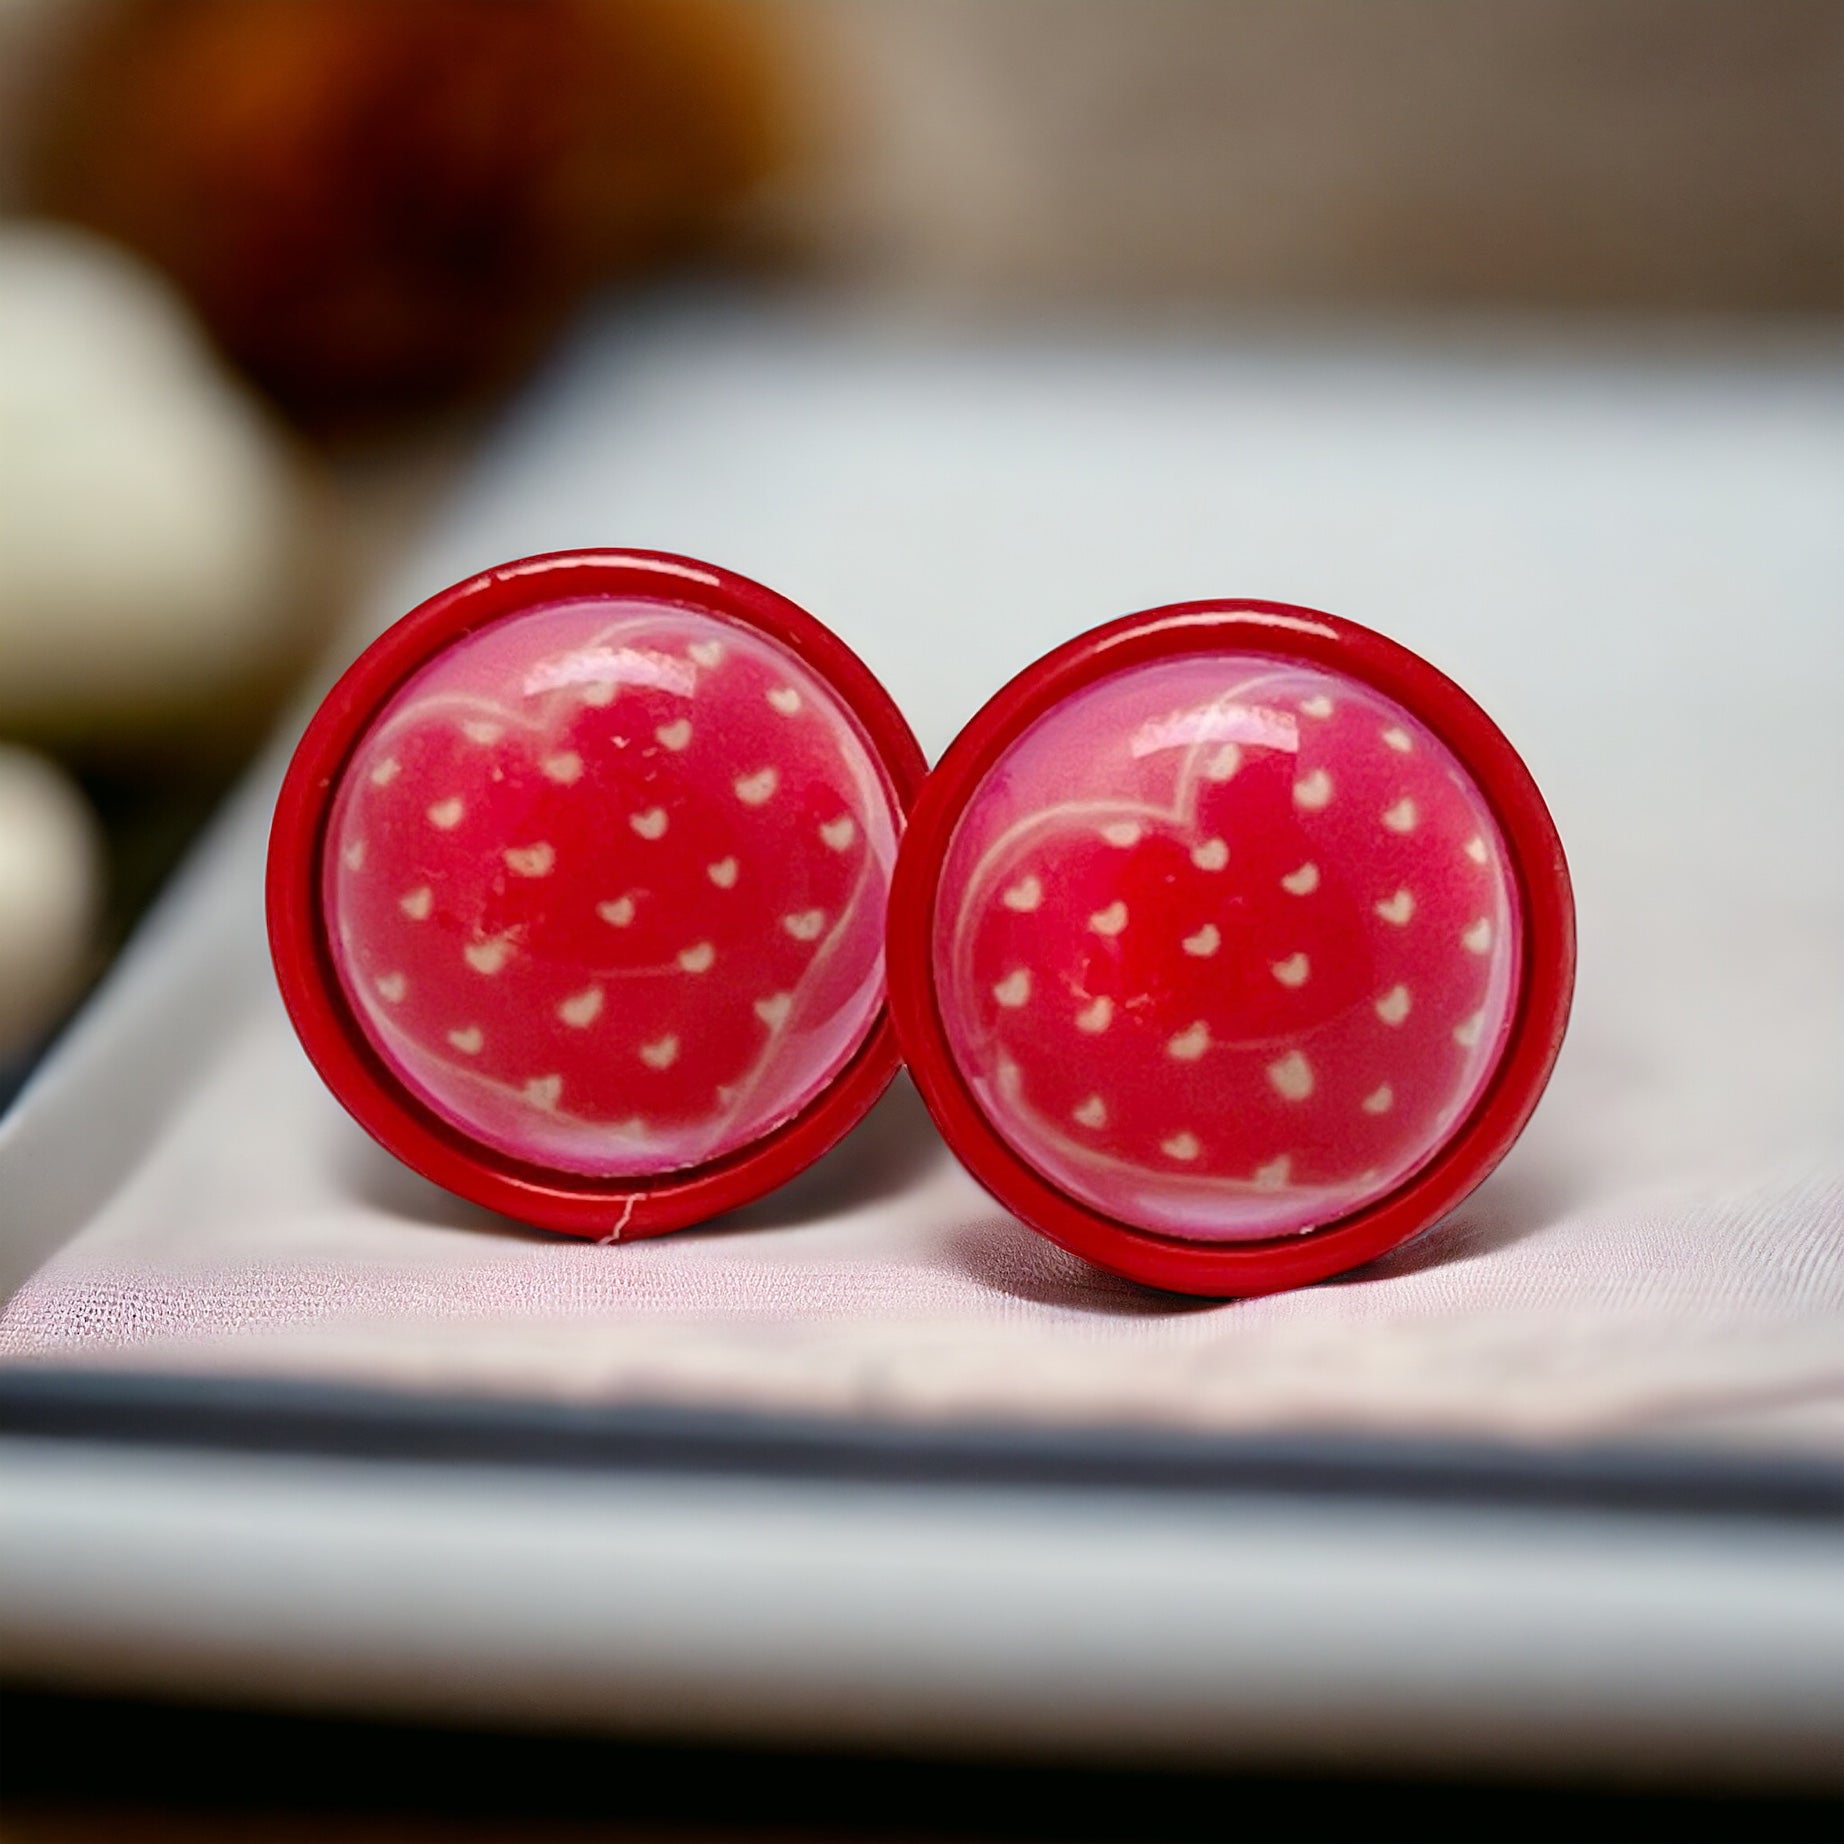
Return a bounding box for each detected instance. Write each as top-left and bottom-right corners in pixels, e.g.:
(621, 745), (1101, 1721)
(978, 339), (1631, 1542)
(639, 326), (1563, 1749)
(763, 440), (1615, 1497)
(3, 300), (1842, 1784)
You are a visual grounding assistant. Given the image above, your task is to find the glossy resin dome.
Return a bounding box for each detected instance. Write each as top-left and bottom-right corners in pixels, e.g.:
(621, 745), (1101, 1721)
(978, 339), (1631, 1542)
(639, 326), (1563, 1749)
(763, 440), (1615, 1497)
(888, 600), (1573, 1297)
(932, 653), (1521, 1239)
(271, 551), (925, 1237)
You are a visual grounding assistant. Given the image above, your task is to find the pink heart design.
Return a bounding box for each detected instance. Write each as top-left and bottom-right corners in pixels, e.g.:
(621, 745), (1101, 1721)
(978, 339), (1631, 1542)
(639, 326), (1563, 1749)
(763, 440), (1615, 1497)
(937, 655), (1520, 1238)
(326, 602), (896, 1177)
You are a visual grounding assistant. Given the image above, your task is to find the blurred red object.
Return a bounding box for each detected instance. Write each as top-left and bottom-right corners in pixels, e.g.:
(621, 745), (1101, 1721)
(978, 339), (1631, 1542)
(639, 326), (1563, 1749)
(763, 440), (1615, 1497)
(26, 0), (785, 421)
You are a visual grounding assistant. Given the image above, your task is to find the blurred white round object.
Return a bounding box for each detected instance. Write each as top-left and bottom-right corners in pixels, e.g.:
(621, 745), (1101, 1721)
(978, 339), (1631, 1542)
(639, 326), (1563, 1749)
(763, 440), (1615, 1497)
(0, 223), (315, 746)
(0, 743), (102, 1058)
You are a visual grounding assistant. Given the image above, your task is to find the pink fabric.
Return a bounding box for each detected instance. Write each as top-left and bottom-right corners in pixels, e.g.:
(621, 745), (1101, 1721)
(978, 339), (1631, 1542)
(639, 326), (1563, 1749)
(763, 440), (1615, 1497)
(3, 999), (1840, 1446)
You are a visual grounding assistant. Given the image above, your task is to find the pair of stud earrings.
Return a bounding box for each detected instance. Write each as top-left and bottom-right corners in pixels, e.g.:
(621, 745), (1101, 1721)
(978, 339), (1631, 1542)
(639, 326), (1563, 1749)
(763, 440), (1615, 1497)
(269, 549), (1574, 1298)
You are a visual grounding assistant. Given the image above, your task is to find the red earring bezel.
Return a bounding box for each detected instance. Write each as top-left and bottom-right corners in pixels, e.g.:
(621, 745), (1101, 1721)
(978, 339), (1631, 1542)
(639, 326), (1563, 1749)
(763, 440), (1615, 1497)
(886, 599), (1575, 1298)
(268, 549), (928, 1241)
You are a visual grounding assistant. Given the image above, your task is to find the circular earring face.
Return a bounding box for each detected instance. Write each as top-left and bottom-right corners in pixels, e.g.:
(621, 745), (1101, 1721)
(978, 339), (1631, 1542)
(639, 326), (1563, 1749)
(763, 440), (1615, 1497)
(271, 551), (926, 1239)
(888, 601), (1573, 1297)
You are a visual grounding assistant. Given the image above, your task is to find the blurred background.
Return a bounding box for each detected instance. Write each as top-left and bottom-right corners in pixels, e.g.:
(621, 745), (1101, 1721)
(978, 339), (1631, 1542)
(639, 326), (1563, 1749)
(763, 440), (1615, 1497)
(0, 3), (1841, 1832)
(0, 0), (1839, 1099)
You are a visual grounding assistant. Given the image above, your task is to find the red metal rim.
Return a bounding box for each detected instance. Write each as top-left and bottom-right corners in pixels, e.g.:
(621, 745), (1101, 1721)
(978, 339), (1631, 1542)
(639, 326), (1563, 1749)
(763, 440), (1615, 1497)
(887, 600), (1575, 1297)
(268, 549), (928, 1240)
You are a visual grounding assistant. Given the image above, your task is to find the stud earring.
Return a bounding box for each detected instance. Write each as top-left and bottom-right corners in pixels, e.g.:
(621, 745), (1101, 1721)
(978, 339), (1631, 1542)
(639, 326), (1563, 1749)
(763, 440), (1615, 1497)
(268, 549), (925, 1239)
(885, 598), (1574, 1297)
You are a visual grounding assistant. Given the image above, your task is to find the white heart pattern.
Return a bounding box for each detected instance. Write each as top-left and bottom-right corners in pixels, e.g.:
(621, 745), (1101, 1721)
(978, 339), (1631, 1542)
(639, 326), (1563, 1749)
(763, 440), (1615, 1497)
(993, 968), (1032, 1008)
(504, 842), (555, 878)
(941, 657), (1516, 1235)
(557, 985), (603, 1028)
(327, 601), (896, 1181)
(639, 1034), (680, 1070)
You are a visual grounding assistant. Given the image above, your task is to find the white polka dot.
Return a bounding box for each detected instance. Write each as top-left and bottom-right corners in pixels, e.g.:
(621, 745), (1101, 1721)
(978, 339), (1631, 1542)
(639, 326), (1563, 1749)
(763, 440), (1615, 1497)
(630, 807), (668, 840)
(1088, 900), (1128, 937)
(782, 909), (827, 942)
(597, 895), (636, 928)
(1453, 1009), (1485, 1049)
(464, 934), (515, 975)
(1075, 995), (1114, 1034)
(706, 857), (738, 889)
(582, 680), (616, 708)
(342, 839), (366, 872)
(447, 1025), (483, 1055)
(1382, 797), (1418, 834)
(1003, 874), (1043, 912)
(460, 719), (504, 745)
(1281, 861), (1319, 896)
(399, 885), (433, 921)
(820, 816), (857, 852)
(1100, 821), (1143, 847)
(678, 941), (716, 973)
(1465, 835), (1489, 865)
(1167, 1020), (1211, 1062)
(1254, 1154), (1293, 1189)
(542, 751), (583, 784)
(1293, 767), (1333, 811)
(427, 797), (464, 831)
(754, 992), (793, 1030)
(1381, 726), (1412, 753)
(369, 757), (401, 788)
(1463, 917), (1494, 954)
(524, 1074), (563, 1108)
(1161, 1131), (1202, 1162)
(1073, 1095), (1108, 1129)
(688, 640), (725, 669)
(1202, 743), (1241, 783)
(375, 971), (407, 1004)
(766, 686), (802, 716)
(1191, 837), (1229, 872)
(504, 842), (555, 878)
(1300, 695), (1334, 718)
(993, 968), (1032, 1008)
(655, 719), (692, 752)
(1271, 952), (1310, 988)
(1375, 887), (1415, 926)
(1361, 1083), (1394, 1115)
(558, 985), (604, 1028)
(1183, 922), (1221, 958)
(735, 768), (779, 807)
(1375, 984), (1411, 1026)
(1267, 1050), (1314, 1102)
(639, 1034), (679, 1070)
